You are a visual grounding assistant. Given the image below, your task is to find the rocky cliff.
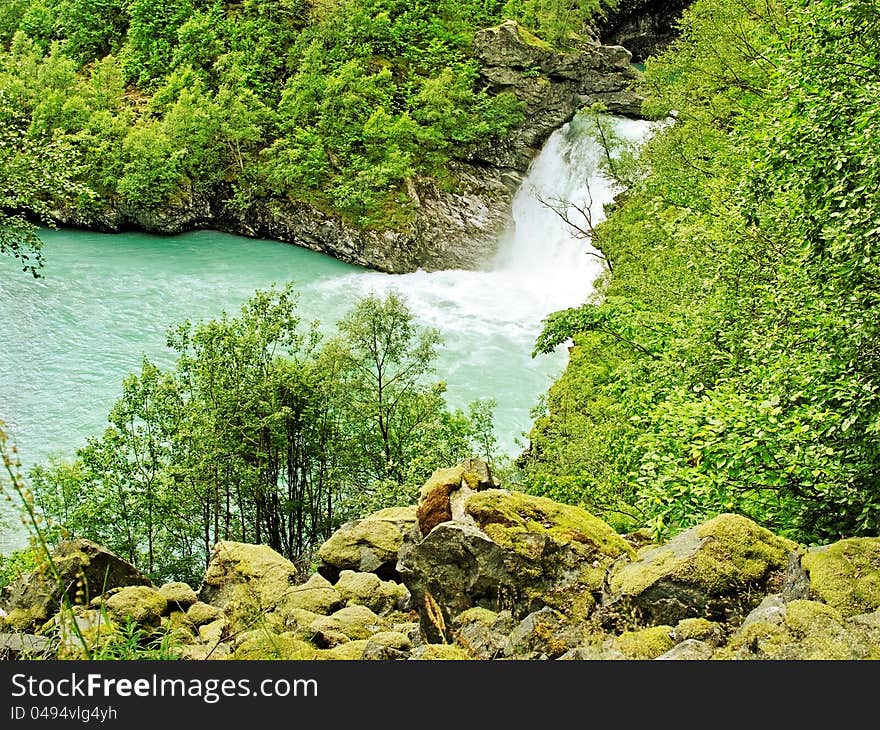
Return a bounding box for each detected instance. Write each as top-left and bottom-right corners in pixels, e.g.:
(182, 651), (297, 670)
(3, 460), (878, 661)
(54, 21), (643, 274)
(596, 0), (692, 63)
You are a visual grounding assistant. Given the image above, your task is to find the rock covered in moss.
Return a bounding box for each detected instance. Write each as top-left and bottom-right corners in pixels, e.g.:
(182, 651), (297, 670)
(198, 541), (303, 611)
(186, 601), (222, 627)
(416, 459), (497, 537)
(410, 644), (472, 660)
(503, 607), (585, 659)
(801, 537), (880, 617)
(399, 488), (633, 641)
(655, 639), (714, 660)
(317, 506), (417, 580)
(452, 608), (516, 660)
(1, 539), (152, 631)
(334, 570), (410, 615)
(231, 632), (318, 660)
(159, 582), (198, 610)
(306, 605), (383, 645)
(362, 631), (412, 660)
(717, 598), (880, 660)
(671, 617), (724, 646)
(604, 513), (797, 627)
(613, 625), (675, 659)
(280, 573), (344, 616)
(103, 586), (167, 628)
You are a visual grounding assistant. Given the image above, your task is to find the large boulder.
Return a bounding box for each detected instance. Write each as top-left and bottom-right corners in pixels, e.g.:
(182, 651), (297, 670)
(800, 537), (880, 617)
(103, 586), (167, 628)
(603, 513), (797, 628)
(398, 488), (634, 641)
(0, 539), (153, 631)
(198, 541), (302, 611)
(716, 596), (880, 660)
(317, 506), (417, 581)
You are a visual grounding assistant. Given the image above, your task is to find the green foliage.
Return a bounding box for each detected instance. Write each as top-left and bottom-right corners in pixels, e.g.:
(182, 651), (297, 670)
(0, 0), (618, 229)
(0, 545), (39, 589)
(29, 287), (498, 583)
(524, 0), (880, 543)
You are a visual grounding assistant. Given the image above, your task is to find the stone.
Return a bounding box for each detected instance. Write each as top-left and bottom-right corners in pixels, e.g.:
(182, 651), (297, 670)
(716, 600), (880, 660)
(362, 631), (412, 660)
(613, 624), (676, 659)
(0, 633), (54, 660)
(503, 607), (585, 659)
(103, 586), (167, 628)
(158, 582), (199, 611)
(186, 601), (223, 627)
(0, 539), (152, 631)
(306, 605), (383, 644)
(198, 541), (302, 611)
(801, 538), (880, 617)
(334, 570), (410, 615)
(655, 639), (714, 661)
(453, 608), (517, 660)
(279, 573), (344, 616)
(409, 644), (472, 660)
(399, 488), (633, 641)
(317, 506), (417, 581)
(604, 513), (797, 628)
(231, 632), (318, 660)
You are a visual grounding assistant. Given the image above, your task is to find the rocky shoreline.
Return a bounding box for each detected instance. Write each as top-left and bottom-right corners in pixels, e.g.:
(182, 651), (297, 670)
(2, 459), (878, 661)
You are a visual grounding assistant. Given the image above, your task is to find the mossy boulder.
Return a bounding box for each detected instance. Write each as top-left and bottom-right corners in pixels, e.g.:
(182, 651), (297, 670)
(362, 631), (412, 660)
(198, 541), (303, 612)
(503, 607), (585, 659)
(410, 644), (471, 660)
(452, 608), (516, 660)
(103, 586), (167, 628)
(231, 632), (318, 660)
(0, 539), (152, 631)
(306, 605), (383, 644)
(399, 488), (633, 642)
(717, 598), (880, 660)
(317, 506), (417, 581)
(655, 639), (714, 660)
(159, 582), (198, 611)
(613, 625), (675, 659)
(605, 513), (797, 627)
(333, 570), (410, 615)
(672, 617), (724, 646)
(278, 573), (344, 616)
(416, 459), (497, 537)
(318, 639), (370, 660)
(186, 601), (222, 627)
(801, 538), (880, 617)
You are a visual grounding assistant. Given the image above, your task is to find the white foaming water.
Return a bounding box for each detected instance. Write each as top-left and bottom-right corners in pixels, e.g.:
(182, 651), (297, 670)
(316, 112), (654, 398)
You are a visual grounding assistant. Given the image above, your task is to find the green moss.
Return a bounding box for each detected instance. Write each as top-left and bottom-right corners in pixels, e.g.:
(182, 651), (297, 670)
(455, 607), (499, 626)
(673, 617), (722, 643)
(364, 631), (411, 652)
(232, 632), (318, 660)
(158, 582), (198, 609)
(514, 23), (554, 52)
(318, 639), (369, 660)
(689, 514), (797, 592)
(610, 513), (795, 597)
(317, 521), (405, 569)
(364, 505), (417, 523)
(466, 489), (635, 565)
(802, 538), (880, 617)
(104, 586), (167, 627)
(414, 644), (472, 660)
(419, 466), (464, 500)
(307, 605), (382, 641)
(614, 625), (675, 659)
(186, 601), (222, 627)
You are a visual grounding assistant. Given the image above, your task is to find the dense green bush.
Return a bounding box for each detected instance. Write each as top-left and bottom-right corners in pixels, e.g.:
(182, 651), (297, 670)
(524, 0), (880, 544)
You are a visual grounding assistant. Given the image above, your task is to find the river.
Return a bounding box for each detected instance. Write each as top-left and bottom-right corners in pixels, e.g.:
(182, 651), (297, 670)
(0, 112), (653, 552)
